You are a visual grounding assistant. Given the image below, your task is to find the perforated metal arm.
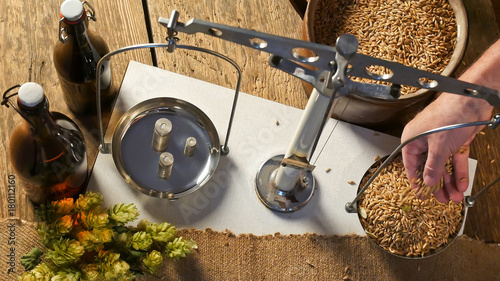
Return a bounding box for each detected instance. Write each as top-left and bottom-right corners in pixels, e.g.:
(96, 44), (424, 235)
(159, 12), (500, 106)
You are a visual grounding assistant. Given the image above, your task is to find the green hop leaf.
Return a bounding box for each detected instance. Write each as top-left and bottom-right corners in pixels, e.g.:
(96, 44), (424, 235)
(45, 238), (84, 267)
(108, 203), (139, 226)
(130, 231), (153, 251)
(20, 247), (43, 271)
(165, 237), (198, 261)
(142, 250), (163, 274)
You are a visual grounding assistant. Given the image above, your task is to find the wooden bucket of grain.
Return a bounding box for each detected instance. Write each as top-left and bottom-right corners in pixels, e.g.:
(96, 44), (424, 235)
(289, 0), (467, 135)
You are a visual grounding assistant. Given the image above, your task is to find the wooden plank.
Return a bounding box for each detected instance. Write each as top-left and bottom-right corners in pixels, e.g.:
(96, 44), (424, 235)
(457, 0), (500, 243)
(147, 0), (309, 109)
(0, 0), (152, 221)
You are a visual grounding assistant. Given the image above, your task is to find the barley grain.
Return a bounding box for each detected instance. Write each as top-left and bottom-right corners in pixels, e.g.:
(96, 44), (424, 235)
(314, 0), (456, 95)
(358, 155), (463, 257)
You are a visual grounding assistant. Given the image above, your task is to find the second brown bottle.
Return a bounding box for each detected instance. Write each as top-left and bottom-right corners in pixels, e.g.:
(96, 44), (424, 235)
(54, 0), (114, 114)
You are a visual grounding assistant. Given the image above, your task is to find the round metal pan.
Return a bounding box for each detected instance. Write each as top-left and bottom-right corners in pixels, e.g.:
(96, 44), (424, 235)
(111, 97), (220, 199)
(356, 155), (465, 259)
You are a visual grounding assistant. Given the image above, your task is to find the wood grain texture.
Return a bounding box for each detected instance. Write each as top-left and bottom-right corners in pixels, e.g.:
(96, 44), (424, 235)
(460, 0), (500, 243)
(0, 0), (151, 221)
(147, 0), (309, 109)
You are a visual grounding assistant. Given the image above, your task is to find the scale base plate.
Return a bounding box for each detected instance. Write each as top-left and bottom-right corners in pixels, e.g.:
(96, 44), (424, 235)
(255, 155), (315, 212)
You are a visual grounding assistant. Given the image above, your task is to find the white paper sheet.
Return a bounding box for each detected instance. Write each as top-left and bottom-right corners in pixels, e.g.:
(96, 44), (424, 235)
(87, 61), (476, 235)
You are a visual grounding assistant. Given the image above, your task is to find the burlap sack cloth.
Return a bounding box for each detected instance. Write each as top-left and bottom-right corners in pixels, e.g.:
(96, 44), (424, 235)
(2, 218), (499, 280)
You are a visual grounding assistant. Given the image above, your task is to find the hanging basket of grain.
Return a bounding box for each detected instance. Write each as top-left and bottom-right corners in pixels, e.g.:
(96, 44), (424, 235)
(291, 0), (467, 134)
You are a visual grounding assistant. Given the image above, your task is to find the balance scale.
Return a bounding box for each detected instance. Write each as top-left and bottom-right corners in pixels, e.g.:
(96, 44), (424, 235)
(87, 11), (500, 236)
(87, 59), (477, 235)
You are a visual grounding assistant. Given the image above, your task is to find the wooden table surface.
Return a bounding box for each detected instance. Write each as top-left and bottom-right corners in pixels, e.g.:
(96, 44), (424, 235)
(1, 0), (499, 243)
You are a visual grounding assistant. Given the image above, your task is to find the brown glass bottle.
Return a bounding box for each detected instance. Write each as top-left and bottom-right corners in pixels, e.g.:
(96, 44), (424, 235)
(8, 83), (88, 204)
(53, 0), (114, 114)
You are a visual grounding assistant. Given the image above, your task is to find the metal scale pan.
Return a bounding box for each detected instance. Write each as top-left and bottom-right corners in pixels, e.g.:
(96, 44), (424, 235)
(96, 42), (241, 200)
(345, 117), (500, 258)
(111, 98), (220, 199)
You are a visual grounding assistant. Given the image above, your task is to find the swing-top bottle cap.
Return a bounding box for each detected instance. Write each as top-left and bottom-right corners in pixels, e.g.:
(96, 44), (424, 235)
(60, 0), (84, 22)
(18, 82), (44, 107)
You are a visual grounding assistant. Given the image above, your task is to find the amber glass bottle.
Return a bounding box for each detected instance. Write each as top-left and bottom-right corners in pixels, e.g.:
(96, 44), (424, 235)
(53, 0), (114, 114)
(8, 83), (88, 204)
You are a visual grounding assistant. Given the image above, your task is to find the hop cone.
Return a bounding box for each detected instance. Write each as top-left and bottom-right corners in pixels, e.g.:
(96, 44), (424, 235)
(147, 222), (177, 244)
(108, 203), (139, 226)
(81, 263), (99, 281)
(51, 198), (75, 216)
(54, 215), (74, 236)
(36, 222), (58, 247)
(51, 268), (81, 281)
(45, 238), (84, 267)
(18, 263), (55, 281)
(75, 191), (103, 212)
(130, 231), (153, 251)
(79, 209), (109, 229)
(98, 251), (133, 281)
(142, 250), (163, 274)
(165, 237), (198, 261)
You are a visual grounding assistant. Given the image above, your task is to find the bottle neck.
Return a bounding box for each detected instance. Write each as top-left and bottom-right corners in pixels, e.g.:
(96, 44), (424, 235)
(61, 15), (91, 44)
(17, 98), (57, 134)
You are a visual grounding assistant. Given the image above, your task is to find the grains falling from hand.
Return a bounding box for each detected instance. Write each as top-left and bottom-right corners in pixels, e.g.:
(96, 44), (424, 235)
(358, 155), (463, 257)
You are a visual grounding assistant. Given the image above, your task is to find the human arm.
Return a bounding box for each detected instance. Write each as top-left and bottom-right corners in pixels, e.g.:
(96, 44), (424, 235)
(401, 39), (500, 203)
